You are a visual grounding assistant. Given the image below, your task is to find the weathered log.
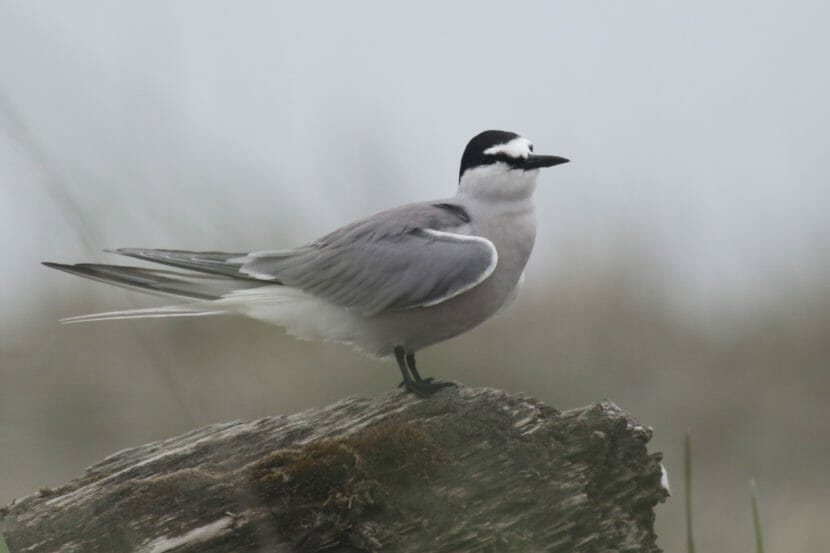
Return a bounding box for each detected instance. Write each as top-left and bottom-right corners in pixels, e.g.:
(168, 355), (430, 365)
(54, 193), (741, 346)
(1, 386), (668, 552)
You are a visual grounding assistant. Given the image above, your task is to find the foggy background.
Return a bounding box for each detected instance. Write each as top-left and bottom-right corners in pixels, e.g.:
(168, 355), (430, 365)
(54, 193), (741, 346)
(2, 1), (829, 550)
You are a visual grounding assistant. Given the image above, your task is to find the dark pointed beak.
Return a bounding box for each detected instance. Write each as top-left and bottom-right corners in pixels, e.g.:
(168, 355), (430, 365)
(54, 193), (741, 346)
(524, 154), (570, 170)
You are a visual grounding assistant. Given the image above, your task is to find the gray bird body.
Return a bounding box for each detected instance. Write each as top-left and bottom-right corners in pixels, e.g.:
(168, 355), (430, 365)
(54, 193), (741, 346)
(253, 168), (539, 357)
(366, 171), (538, 355)
(44, 130), (567, 395)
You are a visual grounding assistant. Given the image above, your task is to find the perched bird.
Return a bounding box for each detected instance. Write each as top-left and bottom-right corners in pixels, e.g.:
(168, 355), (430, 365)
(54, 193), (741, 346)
(44, 130), (569, 397)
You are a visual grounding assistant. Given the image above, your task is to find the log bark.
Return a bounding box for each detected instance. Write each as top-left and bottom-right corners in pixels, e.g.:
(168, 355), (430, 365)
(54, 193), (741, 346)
(1, 386), (668, 552)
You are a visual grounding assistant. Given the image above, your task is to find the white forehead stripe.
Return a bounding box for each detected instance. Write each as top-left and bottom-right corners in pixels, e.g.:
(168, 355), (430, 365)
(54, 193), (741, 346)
(483, 137), (533, 159)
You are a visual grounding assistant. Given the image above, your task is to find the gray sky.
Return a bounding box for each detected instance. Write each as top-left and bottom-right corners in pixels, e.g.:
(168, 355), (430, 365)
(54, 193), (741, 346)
(2, 0), (829, 334)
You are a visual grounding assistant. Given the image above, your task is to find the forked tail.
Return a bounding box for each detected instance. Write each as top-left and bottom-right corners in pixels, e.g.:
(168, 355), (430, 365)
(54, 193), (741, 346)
(42, 260), (264, 323)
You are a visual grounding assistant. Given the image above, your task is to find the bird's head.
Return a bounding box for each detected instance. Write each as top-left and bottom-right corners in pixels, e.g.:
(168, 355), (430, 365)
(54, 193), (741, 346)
(458, 130), (569, 200)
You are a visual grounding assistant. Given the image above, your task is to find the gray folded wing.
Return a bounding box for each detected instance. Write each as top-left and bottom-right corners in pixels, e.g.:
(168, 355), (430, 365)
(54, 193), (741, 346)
(239, 228), (496, 315)
(236, 202), (496, 315)
(109, 201), (497, 316)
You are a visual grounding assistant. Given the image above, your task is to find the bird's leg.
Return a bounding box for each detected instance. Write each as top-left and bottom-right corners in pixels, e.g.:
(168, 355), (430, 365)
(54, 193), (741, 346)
(405, 353), (433, 384)
(395, 347), (455, 397)
(395, 346), (416, 389)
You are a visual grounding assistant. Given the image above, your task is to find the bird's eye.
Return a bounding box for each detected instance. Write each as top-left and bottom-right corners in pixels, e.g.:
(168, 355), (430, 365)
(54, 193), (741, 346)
(528, 144), (534, 152)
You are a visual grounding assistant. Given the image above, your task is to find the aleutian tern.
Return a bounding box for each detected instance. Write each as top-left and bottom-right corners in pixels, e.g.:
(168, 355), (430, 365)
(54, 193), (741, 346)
(43, 130), (569, 397)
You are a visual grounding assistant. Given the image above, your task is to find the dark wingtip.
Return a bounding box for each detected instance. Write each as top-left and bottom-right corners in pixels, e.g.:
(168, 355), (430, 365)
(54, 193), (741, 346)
(42, 261), (85, 276)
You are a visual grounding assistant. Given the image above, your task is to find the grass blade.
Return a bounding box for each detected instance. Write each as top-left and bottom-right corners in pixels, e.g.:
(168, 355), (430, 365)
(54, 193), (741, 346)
(684, 431), (695, 553)
(0, 531), (10, 553)
(750, 479), (765, 553)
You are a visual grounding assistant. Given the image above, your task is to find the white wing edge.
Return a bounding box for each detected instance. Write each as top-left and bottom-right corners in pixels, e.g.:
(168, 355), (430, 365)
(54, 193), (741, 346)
(415, 229), (498, 308)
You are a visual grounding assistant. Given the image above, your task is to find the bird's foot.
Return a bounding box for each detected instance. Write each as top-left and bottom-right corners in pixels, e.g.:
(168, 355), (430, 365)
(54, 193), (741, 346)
(398, 376), (434, 388)
(401, 378), (456, 398)
(393, 347), (455, 397)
